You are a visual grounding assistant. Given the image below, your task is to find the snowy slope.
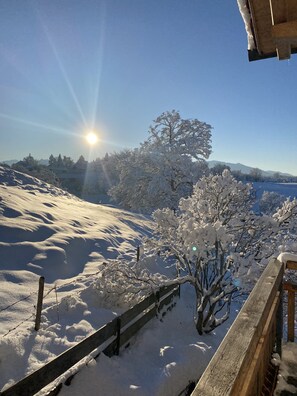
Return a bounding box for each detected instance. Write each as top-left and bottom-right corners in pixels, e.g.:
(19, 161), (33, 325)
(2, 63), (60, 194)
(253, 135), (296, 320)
(0, 166), (152, 282)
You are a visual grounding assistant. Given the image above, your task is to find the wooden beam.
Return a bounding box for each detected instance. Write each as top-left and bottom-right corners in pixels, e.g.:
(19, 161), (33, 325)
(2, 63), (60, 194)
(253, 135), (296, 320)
(272, 20), (297, 39)
(286, 260), (297, 271)
(283, 282), (297, 292)
(270, 0), (297, 60)
(276, 43), (291, 60)
(269, 0), (287, 25)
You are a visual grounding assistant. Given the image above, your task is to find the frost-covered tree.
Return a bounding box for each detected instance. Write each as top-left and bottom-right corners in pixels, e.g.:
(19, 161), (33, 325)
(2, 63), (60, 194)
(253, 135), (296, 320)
(109, 110), (212, 212)
(109, 148), (199, 212)
(249, 167), (263, 182)
(142, 110), (212, 160)
(210, 163), (231, 175)
(259, 191), (286, 215)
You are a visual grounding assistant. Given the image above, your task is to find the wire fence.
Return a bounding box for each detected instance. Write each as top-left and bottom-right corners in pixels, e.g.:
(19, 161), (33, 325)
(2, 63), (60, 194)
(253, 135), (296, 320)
(0, 270), (103, 338)
(0, 246), (142, 338)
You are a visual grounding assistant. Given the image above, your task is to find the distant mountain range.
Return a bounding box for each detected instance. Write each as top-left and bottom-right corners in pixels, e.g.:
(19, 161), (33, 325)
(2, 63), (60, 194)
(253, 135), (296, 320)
(207, 160), (294, 177)
(1, 158), (294, 177)
(1, 159), (49, 166)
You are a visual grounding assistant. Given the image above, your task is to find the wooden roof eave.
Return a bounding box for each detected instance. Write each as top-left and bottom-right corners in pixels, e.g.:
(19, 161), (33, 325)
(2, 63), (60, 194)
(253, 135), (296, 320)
(246, 0), (297, 61)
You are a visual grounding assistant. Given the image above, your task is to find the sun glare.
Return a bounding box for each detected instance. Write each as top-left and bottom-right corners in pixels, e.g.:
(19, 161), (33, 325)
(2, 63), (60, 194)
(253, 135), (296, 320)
(86, 131), (98, 145)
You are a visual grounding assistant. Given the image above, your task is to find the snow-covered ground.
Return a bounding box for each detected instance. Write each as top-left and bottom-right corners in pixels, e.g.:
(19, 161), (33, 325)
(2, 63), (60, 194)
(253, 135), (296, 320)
(0, 166), (240, 394)
(1, 166), (296, 395)
(253, 182), (297, 200)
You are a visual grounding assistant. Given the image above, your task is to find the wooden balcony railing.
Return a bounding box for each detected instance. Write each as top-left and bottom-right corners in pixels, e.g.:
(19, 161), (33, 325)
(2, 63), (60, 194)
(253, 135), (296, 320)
(192, 257), (297, 396)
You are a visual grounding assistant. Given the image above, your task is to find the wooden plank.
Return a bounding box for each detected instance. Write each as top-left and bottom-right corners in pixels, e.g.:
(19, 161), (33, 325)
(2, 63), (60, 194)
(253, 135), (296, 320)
(269, 0), (287, 25)
(158, 289), (178, 312)
(119, 306), (157, 348)
(272, 20), (297, 39)
(287, 290), (295, 342)
(120, 293), (156, 328)
(286, 260), (297, 270)
(103, 307), (157, 357)
(105, 289), (178, 356)
(159, 284), (177, 298)
(1, 318), (118, 396)
(270, 0), (297, 59)
(283, 282), (297, 292)
(276, 43), (291, 60)
(192, 258), (284, 396)
(120, 285), (177, 328)
(286, 0), (297, 20)
(239, 293), (280, 396)
(249, 0), (277, 54)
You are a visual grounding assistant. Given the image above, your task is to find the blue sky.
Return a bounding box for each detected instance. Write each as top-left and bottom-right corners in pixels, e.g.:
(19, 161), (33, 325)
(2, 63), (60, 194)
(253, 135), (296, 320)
(0, 0), (296, 175)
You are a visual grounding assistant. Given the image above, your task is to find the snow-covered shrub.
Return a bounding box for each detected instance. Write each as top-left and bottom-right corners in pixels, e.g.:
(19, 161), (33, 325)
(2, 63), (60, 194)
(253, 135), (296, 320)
(93, 260), (168, 309)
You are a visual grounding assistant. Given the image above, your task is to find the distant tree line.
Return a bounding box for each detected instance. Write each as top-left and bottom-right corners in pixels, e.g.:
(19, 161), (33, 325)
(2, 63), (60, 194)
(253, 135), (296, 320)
(1, 110), (296, 210)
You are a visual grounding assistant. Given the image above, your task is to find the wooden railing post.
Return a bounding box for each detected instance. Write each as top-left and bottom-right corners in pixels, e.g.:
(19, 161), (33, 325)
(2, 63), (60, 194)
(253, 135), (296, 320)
(275, 282), (283, 357)
(283, 276), (297, 343)
(35, 276), (45, 331)
(114, 318), (121, 356)
(287, 288), (295, 342)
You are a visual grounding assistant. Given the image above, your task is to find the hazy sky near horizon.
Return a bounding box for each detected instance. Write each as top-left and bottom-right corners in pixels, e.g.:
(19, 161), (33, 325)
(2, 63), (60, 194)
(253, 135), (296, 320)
(0, 0), (296, 175)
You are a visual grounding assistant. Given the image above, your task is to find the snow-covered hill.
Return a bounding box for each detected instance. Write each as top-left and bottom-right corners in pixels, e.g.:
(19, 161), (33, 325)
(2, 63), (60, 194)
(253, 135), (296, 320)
(0, 166), (152, 283)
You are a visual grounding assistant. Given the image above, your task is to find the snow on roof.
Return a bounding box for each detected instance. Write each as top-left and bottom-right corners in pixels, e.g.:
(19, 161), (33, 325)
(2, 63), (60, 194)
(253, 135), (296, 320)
(237, 0), (255, 50)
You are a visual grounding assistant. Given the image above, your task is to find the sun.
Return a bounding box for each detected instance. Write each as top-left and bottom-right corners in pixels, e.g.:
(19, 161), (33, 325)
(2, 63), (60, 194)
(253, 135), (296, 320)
(85, 131), (98, 145)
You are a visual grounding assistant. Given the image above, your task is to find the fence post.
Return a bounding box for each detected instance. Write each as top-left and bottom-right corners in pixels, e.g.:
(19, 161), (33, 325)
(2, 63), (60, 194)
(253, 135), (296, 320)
(155, 290), (160, 316)
(115, 318), (121, 355)
(35, 276), (45, 331)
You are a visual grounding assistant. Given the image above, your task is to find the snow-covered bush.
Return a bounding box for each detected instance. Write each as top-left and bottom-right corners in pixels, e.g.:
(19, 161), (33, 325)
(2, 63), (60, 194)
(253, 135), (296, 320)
(93, 260), (169, 309)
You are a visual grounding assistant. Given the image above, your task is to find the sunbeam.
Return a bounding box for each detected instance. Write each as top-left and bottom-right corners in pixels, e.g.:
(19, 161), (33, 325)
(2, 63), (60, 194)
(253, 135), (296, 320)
(0, 112), (78, 136)
(35, 9), (88, 128)
(91, 2), (107, 130)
